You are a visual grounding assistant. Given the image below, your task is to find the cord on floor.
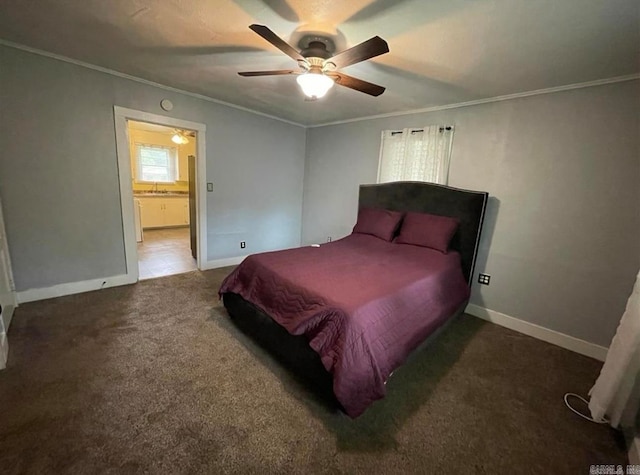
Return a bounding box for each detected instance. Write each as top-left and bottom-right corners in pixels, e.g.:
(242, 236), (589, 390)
(564, 393), (609, 424)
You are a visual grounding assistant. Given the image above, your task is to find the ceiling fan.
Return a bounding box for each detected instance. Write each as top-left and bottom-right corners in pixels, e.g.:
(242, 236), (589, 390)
(238, 24), (389, 99)
(171, 129), (195, 145)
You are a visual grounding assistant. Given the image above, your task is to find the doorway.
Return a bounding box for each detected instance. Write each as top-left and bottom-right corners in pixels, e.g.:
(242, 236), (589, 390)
(114, 106), (207, 284)
(128, 120), (197, 279)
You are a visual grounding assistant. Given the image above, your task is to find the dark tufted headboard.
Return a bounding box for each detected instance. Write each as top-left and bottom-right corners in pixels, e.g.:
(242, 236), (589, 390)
(359, 182), (488, 284)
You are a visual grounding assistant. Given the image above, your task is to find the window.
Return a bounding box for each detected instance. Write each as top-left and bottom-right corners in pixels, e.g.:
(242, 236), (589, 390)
(377, 125), (454, 184)
(135, 144), (178, 183)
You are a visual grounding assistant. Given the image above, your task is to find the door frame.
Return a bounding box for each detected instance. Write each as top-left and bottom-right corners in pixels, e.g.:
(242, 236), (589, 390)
(113, 106), (207, 282)
(0, 195), (17, 369)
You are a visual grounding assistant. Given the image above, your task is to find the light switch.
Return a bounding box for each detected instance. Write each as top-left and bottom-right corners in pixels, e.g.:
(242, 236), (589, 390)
(207, 183), (213, 192)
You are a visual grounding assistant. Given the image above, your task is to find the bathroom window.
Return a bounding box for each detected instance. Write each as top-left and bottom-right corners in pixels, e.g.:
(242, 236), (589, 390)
(135, 144), (178, 183)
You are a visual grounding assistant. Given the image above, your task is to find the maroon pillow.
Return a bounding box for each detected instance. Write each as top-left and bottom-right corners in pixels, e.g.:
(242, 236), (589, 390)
(352, 208), (404, 242)
(395, 212), (459, 253)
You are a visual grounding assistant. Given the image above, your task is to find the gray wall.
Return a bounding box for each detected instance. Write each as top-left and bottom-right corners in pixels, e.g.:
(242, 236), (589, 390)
(0, 46), (306, 291)
(302, 80), (640, 347)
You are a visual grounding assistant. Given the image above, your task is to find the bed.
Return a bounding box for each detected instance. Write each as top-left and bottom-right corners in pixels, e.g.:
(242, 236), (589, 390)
(220, 181), (488, 417)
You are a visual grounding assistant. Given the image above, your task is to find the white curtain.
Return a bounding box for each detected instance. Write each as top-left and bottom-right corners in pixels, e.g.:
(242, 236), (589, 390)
(589, 269), (640, 428)
(377, 126), (454, 184)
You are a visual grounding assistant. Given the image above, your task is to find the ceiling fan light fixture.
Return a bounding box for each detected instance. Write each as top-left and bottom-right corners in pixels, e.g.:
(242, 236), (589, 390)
(296, 72), (334, 99)
(171, 132), (189, 145)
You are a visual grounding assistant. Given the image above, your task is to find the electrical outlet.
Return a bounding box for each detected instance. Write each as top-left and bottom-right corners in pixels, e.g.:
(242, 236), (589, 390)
(240, 241), (246, 249)
(478, 273), (491, 285)
(327, 236), (332, 242)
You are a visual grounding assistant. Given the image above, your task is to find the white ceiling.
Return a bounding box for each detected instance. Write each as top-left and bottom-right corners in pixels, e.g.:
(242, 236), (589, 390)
(1, 0), (638, 126)
(128, 120), (176, 134)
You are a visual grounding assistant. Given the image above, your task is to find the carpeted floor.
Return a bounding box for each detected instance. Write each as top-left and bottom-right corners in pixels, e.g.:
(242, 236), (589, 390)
(0, 268), (627, 474)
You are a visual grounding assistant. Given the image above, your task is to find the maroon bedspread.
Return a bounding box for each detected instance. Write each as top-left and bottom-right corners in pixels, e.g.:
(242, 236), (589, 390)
(219, 233), (470, 417)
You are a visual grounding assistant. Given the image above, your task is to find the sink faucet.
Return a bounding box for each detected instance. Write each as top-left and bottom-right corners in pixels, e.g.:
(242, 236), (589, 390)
(151, 182), (158, 192)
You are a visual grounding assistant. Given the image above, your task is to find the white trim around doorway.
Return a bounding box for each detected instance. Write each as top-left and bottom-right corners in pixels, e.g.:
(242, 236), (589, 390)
(113, 106), (207, 283)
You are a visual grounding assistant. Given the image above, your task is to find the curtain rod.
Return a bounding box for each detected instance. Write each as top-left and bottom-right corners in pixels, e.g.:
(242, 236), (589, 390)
(390, 126), (453, 136)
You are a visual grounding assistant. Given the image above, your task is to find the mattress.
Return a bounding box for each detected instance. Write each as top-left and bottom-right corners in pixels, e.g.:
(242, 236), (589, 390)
(219, 233), (470, 417)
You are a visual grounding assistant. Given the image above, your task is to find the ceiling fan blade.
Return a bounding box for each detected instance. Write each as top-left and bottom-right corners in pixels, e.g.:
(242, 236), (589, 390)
(249, 24), (304, 62)
(238, 70), (298, 77)
(327, 72), (386, 96)
(325, 36), (389, 69)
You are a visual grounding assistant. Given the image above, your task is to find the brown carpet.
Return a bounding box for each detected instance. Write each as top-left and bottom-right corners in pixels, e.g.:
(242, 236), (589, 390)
(0, 268), (627, 474)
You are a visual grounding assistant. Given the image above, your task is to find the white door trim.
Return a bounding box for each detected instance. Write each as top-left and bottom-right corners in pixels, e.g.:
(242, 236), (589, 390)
(0, 332), (7, 370)
(0, 195), (17, 370)
(113, 106), (207, 282)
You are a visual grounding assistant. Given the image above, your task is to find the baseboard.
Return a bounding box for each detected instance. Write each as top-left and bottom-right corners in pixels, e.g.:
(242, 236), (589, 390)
(466, 304), (608, 362)
(0, 331), (8, 370)
(202, 255), (247, 270)
(17, 274), (134, 304)
(630, 437), (640, 465)
(15, 257), (245, 303)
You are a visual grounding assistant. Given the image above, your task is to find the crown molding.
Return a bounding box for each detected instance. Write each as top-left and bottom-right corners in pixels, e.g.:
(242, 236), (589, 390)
(308, 73), (640, 128)
(0, 39), (306, 128)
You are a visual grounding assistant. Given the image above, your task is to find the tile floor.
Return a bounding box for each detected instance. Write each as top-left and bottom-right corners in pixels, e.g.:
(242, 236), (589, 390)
(137, 227), (197, 280)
